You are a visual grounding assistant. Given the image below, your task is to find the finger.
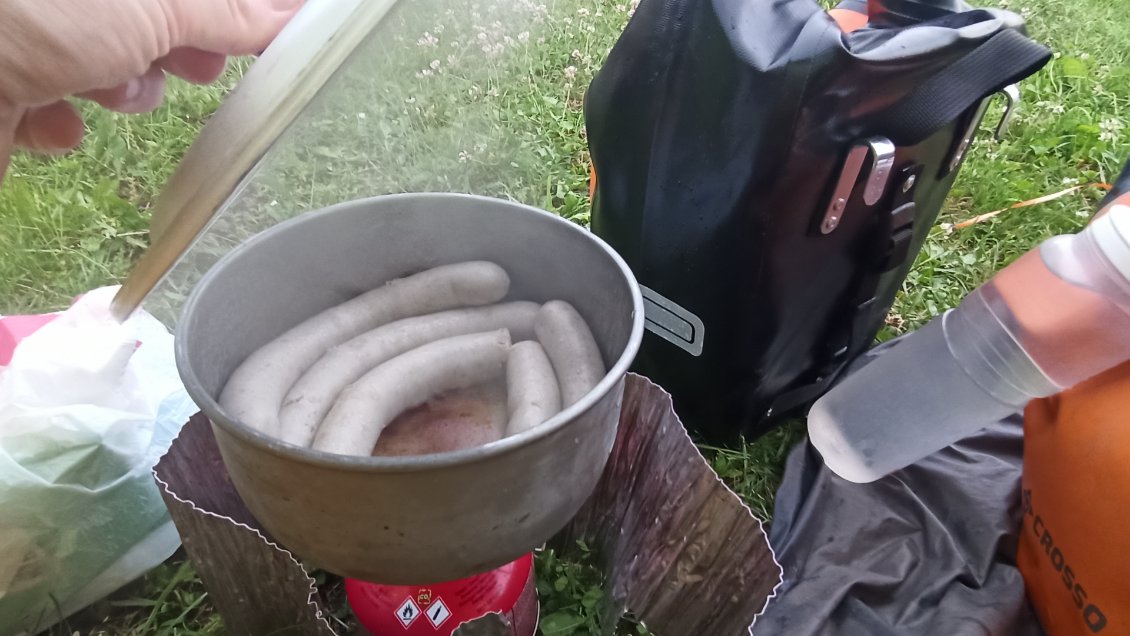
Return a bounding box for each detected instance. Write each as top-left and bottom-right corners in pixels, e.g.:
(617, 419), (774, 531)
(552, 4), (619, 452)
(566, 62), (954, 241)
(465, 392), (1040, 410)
(158, 48), (229, 84)
(78, 65), (168, 114)
(161, 0), (306, 56)
(13, 101), (85, 154)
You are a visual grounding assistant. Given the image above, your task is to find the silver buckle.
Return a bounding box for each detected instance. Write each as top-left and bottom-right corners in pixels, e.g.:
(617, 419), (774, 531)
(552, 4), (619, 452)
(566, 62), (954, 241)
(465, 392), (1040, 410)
(947, 83), (1021, 173)
(820, 137), (897, 235)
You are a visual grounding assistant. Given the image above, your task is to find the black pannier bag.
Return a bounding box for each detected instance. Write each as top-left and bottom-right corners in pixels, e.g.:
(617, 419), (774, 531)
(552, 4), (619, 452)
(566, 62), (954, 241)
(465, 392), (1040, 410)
(586, 0), (1051, 440)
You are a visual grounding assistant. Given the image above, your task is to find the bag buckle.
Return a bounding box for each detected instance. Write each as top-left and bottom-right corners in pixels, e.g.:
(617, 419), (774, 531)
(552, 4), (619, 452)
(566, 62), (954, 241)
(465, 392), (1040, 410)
(820, 137), (896, 234)
(946, 83), (1021, 174)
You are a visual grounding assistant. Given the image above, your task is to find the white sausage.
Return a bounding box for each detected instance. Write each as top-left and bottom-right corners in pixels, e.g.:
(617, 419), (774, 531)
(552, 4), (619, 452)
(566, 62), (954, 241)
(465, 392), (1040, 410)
(219, 262), (509, 435)
(278, 301), (538, 446)
(505, 341), (562, 436)
(312, 330), (512, 456)
(534, 300), (606, 407)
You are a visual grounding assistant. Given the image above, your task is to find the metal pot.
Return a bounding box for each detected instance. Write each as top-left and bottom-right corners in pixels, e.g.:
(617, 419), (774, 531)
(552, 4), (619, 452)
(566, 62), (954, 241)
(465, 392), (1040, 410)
(175, 193), (644, 584)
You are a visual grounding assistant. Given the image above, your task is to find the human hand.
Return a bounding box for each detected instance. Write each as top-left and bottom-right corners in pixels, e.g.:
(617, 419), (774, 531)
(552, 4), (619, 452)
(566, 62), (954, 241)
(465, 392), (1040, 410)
(0, 0), (304, 180)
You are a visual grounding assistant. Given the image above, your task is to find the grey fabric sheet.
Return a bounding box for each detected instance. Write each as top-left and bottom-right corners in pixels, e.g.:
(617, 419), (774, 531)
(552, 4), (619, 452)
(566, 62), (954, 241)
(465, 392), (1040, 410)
(753, 341), (1044, 636)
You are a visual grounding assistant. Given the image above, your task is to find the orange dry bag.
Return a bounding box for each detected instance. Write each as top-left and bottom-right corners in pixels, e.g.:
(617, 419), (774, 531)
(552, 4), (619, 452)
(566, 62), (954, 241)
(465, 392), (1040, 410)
(1018, 191), (1130, 636)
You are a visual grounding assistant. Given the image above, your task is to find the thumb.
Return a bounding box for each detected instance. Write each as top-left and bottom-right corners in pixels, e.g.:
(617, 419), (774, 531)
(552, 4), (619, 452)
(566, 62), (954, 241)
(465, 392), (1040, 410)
(159, 0), (305, 57)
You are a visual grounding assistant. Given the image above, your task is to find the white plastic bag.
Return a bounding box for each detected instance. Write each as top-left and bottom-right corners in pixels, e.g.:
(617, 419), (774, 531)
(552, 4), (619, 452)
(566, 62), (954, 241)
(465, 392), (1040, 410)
(0, 286), (195, 635)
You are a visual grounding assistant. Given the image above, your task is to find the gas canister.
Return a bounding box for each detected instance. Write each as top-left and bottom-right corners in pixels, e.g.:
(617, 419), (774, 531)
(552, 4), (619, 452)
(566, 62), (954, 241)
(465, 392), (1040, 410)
(346, 553), (538, 635)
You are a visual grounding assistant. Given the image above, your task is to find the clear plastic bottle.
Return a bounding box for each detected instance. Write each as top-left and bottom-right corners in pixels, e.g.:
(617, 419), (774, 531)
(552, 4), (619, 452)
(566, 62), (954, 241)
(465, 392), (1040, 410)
(808, 203), (1130, 483)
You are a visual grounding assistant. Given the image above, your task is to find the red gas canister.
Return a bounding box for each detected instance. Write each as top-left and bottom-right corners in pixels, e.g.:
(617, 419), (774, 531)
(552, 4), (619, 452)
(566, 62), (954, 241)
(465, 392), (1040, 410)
(346, 553), (538, 635)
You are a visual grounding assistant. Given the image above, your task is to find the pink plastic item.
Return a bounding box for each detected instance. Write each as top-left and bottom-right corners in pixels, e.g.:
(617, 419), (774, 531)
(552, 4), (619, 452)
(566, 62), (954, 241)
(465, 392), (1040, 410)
(0, 313), (60, 365)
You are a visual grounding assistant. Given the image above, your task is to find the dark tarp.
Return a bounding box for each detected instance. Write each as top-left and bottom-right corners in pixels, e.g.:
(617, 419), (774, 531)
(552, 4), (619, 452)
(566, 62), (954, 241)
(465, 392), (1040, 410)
(754, 339), (1044, 635)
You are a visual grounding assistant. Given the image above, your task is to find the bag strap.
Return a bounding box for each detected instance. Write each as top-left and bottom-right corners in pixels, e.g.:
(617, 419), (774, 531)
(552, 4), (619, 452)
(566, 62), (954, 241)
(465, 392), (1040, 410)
(872, 28), (1051, 146)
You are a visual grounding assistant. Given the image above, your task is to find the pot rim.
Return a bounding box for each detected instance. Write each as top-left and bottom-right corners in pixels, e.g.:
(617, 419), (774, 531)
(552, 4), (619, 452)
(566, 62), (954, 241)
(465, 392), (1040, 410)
(174, 192), (645, 473)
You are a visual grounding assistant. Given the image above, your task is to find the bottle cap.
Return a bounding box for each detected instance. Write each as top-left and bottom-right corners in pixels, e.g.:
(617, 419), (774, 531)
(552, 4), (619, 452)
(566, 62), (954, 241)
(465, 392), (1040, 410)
(1090, 204), (1130, 285)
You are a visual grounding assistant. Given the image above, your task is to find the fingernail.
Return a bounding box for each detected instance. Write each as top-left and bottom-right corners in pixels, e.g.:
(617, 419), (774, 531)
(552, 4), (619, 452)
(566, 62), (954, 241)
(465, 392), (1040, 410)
(117, 69), (167, 115)
(270, 0), (304, 11)
(123, 78), (143, 103)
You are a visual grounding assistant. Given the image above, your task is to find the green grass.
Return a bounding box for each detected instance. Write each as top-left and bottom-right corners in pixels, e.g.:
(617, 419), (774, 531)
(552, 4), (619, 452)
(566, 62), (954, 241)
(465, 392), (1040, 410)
(2, 0), (1127, 633)
(0, 76), (232, 314)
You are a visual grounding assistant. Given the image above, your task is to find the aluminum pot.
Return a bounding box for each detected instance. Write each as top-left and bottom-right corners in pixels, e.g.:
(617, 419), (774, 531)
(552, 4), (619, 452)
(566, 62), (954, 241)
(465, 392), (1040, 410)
(175, 193), (644, 584)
